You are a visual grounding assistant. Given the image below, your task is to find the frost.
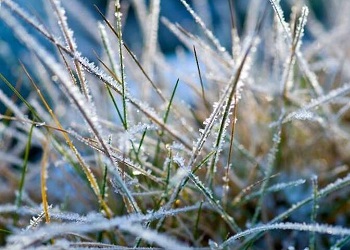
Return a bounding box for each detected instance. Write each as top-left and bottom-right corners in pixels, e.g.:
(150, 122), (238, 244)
(119, 222), (191, 249)
(283, 83), (350, 124)
(221, 222), (350, 248)
(179, 0), (231, 63)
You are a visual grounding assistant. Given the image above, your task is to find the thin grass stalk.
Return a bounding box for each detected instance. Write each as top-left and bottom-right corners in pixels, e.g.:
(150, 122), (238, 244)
(251, 121), (282, 225)
(95, 55), (125, 125)
(40, 136), (50, 224)
(154, 79), (179, 166)
(193, 45), (207, 106)
(97, 23), (125, 126)
(221, 222), (350, 247)
(179, 0), (232, 64)
(95, 5), (167, 103)
(194, 200), (203, 240)
(233, 178), (306, 207)
(2, 2), (191, 149)
(156, 151), (214, 231)
(282, 6), (309, 98)
(115, 0), (128, 130)
(15, 124), (34, 208)
(207, 41), (253, 188)
(309, 176), (319, 250)
(223, 94), (238, 207)
(49, 0), (89, 99)
(331, 236), (350, 250)
(162, 153), (241, 232)
(20, 54), (114, 218)
(237, 173), (350, 248)
(0, 73), (40, 121)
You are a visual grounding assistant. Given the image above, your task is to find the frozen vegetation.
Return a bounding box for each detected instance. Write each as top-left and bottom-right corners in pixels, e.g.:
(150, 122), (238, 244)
(0, 0), (350, 249)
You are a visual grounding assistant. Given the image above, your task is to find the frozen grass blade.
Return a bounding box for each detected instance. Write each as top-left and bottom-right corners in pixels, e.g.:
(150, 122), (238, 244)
(233, 178), (306, 206)
(282, 83), (350, 124)
(206, 39), (254, 188)
(2, 1), (192, 149)
(120, 222), (191, 250)
(115, 0), (128, 130)
(6, 204), (202, 248)
(238, 173), (350, 247)
(49, 0), (89, 99)
(95, 5), (167, 103)
(221, 222), (350, 248)
(97, 23), (125, 126)
(2, 14), (116, 216)
(1, 0), (350, 248)
(154, 79), (179, 166)
(282, 6), (309, 97)
(167, 155), (241, 232)
(179, 0), (231, 63)
(269, 1), (324, 97)
(223, 94), (238, 206)
(251, 120), (282, 225)
(309, 175), (319, 250)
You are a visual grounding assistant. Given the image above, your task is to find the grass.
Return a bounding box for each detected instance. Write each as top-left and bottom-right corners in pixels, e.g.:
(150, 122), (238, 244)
(0, 0), (350, 249)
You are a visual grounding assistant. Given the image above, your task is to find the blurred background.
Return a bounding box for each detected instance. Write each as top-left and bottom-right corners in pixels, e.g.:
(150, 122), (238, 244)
(0, 0), (329, 86)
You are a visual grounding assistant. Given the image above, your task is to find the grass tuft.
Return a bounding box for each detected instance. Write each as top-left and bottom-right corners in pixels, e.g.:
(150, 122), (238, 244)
(0, 0), (350, 249)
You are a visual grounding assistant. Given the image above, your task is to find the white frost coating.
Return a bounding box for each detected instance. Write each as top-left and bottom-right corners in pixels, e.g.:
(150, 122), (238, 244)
(52, 0), (77, 50)
(119, 222), (192, 249)
(179, 0), (231, 63)
(142, 0), (160, 77)
(243, 179), (306, 202)
(209, 38), (256, 171)
(161, 17), (232, 75)
(283, 83), (350, 123)
(170, 155), (190, 187)
(294, 7), (309, 51)
(221, 222), (350, 248)
(269, 0), (292, 42)
(51, 0), (90, 99)
(98, 22), (119, 74)
(268, 0), (323, 97)
(0, 7), (141, 212)
(6, 204), (202, 249)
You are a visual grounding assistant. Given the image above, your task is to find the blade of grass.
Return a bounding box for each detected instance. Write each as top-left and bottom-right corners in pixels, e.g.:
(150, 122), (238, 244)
(251, 120), (282, 225)
(40, 136), (50, 224)
(237, 173), (350, 248)
(95, 4), (166, 103)
(1, 3), (192, 149)
(154, 79), (179, 166)
(49, 0), (89, 98)
(223, 94), (238, 207)
(97, 23), (126, 127)
(309, 176), (319, 250)
(115, 0), (128, 130)
(20, 62), (114, 218)
(15, 124), (35, 207)
(193, 45), (207, 106)
(95, 54), (125, 127)
(206, 40), (253, 188)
